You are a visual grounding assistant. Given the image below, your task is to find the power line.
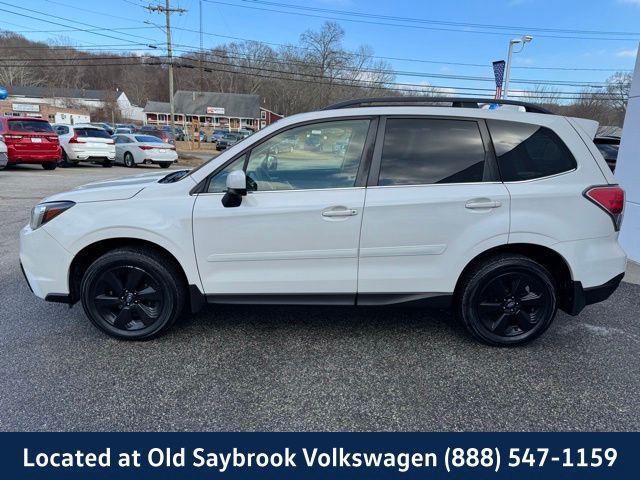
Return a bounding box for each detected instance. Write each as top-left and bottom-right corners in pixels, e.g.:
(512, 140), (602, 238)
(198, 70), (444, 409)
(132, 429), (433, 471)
(204, 0), (640, 42)
(0, 2), (157, 46)
(2, 21), (632, 72)
(0, 52), (624, 92)
(0, 56), (624, 99)
(228, 0), (640, 37)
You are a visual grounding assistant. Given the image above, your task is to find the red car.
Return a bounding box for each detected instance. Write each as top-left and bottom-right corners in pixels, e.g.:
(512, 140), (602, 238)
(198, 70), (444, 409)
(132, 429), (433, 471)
(0, 117), (61, 169)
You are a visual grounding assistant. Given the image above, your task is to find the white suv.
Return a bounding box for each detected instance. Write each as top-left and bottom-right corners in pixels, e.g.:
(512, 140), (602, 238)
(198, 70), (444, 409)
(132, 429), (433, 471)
(20, 98), (627, 345)
(53, 124), (116, 167)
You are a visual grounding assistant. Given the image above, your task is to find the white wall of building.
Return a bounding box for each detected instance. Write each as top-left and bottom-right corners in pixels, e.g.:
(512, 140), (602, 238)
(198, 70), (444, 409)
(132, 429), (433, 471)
(617, 44), (640, 263)
(117, 92), (145, 122)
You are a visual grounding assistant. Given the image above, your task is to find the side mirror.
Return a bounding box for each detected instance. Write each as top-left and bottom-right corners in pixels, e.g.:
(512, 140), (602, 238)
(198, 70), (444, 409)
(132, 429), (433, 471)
(222, 170), (247, 208)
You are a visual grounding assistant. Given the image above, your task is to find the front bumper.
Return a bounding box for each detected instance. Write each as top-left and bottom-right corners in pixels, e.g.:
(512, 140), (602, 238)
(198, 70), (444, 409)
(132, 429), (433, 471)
(19, 225), (72, 300)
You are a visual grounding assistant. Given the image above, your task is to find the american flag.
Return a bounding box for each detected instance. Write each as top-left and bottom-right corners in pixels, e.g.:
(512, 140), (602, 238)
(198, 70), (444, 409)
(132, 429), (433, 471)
(492, 60), (506, 99)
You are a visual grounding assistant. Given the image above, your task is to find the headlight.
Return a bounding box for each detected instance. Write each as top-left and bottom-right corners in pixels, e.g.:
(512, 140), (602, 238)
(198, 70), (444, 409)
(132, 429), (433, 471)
(30, 201), (75, 230)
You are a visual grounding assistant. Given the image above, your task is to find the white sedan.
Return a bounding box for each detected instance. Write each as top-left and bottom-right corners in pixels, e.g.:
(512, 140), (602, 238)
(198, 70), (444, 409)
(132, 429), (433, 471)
(113, 134), (178, 168)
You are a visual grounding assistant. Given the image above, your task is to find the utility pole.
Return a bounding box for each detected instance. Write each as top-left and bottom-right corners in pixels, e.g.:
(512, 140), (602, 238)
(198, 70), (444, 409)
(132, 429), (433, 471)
(145, 1), (187, 139)
(199, 0), (204, 92)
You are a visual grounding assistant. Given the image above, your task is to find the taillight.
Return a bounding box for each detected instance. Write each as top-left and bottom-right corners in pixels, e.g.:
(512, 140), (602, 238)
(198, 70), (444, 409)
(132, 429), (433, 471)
(68, 133), (80, 143)
(47, 136), (58, 142)
(584, 185), (625, 231)
(138, 145), (154, 150)
(168, 146), (176, 150)
(106, 139), (114, 144)
(4, 134), (23, 141)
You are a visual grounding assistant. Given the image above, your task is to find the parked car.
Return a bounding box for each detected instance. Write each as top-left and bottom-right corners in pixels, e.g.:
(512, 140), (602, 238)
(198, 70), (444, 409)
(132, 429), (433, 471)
(19, 98), (626, 344)
(0, 117), (60, 170)
(114, 127), (134, 135)
(208, 129), (228, 144)
(159, 125), (185, 141)
(113, 134), (178, 168)
(0, 137), (7, 169)
(89, 123), (114, 136)
(237, 129), (253, 139)
(215, 133), (242, 151)
(53, 124), (115, 167)
(594, 135), (620, 172)
(135, 126), (175, 145)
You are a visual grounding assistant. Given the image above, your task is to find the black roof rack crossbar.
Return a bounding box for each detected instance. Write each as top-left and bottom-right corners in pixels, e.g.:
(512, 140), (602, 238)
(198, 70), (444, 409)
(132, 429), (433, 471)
(323, 96), (554, 114)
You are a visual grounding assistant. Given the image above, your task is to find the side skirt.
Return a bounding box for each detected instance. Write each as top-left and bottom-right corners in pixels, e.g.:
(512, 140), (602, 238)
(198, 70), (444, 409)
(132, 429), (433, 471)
(204, 292), (453, 308)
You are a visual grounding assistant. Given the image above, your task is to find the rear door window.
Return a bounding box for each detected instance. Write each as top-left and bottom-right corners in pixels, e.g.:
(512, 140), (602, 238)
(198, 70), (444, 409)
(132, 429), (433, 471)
(377, 118), (487, 186)
(487, 120), (577, 181)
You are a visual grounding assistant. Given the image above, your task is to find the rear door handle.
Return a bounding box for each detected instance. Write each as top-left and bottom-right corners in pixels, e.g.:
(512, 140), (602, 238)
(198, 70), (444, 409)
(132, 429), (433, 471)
(465, 199), (502, 209)
(322, 207), (358, 217)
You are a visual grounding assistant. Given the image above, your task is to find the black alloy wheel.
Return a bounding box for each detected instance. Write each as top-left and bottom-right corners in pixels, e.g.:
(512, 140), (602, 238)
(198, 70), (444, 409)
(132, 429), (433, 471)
(89, 266), (164, 332)
(81, 248), (185, 339)
(474, 271), (552, 338)
(457, 254), (557, 346)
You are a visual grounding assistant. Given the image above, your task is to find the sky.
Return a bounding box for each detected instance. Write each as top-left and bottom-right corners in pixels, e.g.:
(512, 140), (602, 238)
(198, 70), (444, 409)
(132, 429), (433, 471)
(1, 0), (640, 99)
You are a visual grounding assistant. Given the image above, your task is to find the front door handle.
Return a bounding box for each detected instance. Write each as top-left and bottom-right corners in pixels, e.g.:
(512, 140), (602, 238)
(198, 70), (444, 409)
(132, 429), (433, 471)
(465, 199), (502, 209)
(322, 207), (358, 217)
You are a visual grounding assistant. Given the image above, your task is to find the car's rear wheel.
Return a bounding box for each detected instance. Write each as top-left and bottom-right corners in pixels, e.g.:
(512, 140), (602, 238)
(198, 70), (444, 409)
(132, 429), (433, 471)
(80, 248), (185, 340)
(159, 162), (171, 168)
(42, 162), (57, 170)
(456, 254), (557, 346)
(124, 152), (135, 168)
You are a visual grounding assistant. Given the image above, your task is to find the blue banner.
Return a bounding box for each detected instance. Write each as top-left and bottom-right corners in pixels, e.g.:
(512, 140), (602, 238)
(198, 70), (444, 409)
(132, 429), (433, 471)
(0, 432), (636, 479)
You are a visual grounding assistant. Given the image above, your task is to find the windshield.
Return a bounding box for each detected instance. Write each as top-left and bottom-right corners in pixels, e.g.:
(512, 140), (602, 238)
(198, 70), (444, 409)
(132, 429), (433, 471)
(8, 120), (53, 133)
(135, 135), (163, 143)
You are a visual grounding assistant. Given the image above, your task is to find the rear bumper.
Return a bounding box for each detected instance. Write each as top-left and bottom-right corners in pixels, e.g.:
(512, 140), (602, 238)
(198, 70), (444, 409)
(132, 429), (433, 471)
(68, 148), (115, 161)
(7, 146), (61, 163)
(0, 151), (7, 168)
(566, 273), (625, 315)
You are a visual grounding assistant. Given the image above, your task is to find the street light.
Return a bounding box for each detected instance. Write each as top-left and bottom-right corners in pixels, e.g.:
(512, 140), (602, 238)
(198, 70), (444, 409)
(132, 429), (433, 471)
(503, 35), (533, 99)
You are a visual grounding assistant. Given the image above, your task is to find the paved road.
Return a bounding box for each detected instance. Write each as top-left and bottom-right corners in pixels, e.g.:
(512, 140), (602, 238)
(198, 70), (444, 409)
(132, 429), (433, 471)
(1, 164), (639, 431)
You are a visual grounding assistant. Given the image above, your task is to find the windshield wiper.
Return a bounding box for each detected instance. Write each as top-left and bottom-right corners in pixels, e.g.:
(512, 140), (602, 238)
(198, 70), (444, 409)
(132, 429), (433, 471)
(158, 169), (190, 183)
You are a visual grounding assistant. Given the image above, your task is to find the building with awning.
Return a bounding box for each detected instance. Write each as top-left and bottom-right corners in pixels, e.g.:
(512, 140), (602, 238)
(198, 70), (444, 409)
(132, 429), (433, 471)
(143, 91), (282, 131)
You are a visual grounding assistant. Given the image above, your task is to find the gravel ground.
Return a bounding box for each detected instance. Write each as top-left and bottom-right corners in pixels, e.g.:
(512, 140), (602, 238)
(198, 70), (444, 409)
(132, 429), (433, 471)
(1, 164), (639, 431)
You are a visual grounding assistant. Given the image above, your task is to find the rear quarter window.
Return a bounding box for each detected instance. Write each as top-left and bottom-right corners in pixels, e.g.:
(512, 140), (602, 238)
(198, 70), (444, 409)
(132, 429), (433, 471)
(487, 120), (577, 181)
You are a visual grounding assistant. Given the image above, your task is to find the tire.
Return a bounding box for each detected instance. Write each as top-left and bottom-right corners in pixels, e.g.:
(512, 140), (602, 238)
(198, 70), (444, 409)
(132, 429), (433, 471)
(159, 162), (171, 168)
(80, 248), (186, 340)
(42, 162), (57, 170)
(124, 152), (135, 168)
(456, 254), (557, 346)
(102, 160), (113, 168)
(59, 150), (70, 167)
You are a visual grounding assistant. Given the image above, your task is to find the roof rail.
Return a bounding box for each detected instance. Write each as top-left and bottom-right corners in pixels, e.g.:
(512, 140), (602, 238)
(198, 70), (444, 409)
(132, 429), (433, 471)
(323, 96), (554, 114)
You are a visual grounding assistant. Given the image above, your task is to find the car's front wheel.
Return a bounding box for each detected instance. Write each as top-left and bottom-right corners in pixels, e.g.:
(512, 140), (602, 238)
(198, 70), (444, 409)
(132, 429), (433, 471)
(80, 248), (185, 340)
(456, 254), (557, 346)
